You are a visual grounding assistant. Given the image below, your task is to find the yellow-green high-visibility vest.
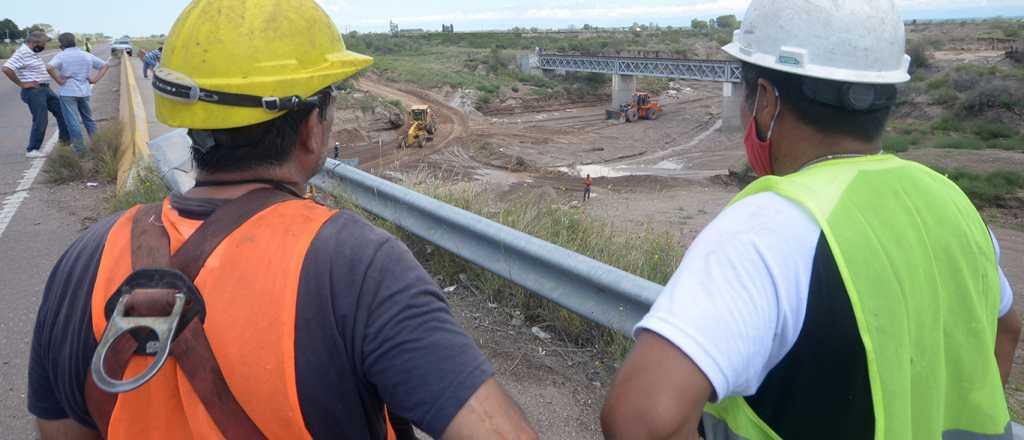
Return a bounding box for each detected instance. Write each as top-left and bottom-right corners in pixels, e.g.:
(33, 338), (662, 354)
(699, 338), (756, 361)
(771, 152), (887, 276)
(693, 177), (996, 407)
(702, 154), (1009, 439)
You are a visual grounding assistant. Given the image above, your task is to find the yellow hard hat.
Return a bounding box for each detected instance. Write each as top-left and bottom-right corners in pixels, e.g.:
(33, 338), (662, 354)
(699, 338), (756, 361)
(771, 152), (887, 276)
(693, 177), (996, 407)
(154, 0), (373, 129)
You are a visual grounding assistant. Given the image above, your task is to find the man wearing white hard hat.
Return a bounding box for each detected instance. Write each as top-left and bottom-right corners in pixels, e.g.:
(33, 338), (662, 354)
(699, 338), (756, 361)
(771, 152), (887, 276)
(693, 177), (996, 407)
(602, 1), (1018, 438)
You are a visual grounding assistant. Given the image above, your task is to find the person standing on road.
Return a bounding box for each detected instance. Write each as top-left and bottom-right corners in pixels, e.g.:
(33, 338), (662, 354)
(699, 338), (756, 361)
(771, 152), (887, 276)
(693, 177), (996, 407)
(2, 32), (70, 158)
(602, 1), (1019, 439)
(583, 174), (593, 201)
(48, 33), (110, 155)
(142, 46), (161, 79)
(27, 1), (538, 440)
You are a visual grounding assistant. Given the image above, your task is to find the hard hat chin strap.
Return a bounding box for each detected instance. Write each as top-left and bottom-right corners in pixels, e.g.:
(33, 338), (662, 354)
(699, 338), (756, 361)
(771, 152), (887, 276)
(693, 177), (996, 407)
(153, 75), (320, 113)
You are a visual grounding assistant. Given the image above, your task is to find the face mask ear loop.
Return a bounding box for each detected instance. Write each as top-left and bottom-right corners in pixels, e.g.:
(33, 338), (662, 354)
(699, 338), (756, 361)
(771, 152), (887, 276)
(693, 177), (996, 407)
(766, 87), (782, 140)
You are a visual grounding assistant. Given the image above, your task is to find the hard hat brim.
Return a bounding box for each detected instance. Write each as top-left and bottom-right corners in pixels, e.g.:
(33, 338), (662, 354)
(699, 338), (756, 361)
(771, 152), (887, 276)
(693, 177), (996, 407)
(723, 43), (911, 85)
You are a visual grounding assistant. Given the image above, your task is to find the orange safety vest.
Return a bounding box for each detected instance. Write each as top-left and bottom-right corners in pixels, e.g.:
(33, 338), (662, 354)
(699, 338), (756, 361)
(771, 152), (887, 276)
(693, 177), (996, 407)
(88, 197), (397, 439)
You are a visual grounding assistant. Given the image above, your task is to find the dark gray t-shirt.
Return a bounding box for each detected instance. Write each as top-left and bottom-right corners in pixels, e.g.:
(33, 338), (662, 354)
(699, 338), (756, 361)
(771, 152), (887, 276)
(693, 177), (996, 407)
(28, 195), (493, 439)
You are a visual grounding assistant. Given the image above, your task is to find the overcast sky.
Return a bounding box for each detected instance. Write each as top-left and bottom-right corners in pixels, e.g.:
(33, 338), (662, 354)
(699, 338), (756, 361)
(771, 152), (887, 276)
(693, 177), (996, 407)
(3, 0), (1022, 37)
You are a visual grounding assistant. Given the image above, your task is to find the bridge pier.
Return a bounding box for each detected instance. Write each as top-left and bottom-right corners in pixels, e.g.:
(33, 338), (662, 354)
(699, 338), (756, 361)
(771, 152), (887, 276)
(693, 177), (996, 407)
(611, 74), (636, 110)
(721, 82), (745, 133)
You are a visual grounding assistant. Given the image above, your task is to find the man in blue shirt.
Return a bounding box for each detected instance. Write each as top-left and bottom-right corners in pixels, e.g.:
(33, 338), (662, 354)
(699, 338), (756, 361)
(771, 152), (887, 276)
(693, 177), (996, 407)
(143, 46), (161, 79)
(48, 33), (110, 154)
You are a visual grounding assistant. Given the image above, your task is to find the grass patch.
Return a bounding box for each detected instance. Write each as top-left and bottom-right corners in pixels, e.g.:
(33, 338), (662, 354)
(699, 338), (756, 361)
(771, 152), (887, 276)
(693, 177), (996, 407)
(969, 120), (1018, 140)
(937, 169), (1024, 206)
(43, 144), (89, 184)
(42, 123), (123, 185)
(89, 123), (123, 183)
(882, 134), (911, 153)
(327, 175), (684, 358)
(106, 165), (169, 214)
(929, 136), (986, 150)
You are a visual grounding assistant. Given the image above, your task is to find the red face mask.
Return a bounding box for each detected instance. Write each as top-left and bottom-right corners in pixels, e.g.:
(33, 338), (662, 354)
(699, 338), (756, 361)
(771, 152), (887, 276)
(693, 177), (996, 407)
(743, 88), (782, 177)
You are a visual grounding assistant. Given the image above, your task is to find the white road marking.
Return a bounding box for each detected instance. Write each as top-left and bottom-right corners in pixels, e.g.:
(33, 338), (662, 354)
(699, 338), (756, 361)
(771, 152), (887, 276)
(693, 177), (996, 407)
(0, 132), (59, 239)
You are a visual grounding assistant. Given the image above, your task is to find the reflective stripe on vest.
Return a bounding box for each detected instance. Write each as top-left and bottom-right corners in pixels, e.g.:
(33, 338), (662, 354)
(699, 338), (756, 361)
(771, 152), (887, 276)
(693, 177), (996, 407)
(90, 198), (338, 439)
(703, 155), (1008, 439)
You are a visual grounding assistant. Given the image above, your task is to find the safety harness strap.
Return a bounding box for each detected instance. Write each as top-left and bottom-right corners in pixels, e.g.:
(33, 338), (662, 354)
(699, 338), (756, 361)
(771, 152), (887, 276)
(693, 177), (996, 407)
(85, 188), (298, 439)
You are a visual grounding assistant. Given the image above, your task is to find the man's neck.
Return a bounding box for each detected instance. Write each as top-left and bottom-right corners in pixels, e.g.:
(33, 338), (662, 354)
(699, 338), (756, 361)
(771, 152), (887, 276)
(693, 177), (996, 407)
(186, 171), (306, 200)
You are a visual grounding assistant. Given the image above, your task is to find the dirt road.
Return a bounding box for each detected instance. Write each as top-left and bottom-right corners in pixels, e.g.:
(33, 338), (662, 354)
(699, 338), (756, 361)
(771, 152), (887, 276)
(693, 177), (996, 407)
(350, 78), (470, 170)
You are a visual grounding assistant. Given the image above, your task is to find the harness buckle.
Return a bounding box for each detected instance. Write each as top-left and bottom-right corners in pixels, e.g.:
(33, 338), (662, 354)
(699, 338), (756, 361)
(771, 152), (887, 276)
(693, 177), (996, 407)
(90, 268), (205, 394)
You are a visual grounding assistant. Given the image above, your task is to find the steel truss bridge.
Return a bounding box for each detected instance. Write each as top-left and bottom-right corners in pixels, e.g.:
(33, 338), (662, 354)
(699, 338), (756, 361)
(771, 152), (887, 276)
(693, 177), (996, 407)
(537, 53), (742, 83)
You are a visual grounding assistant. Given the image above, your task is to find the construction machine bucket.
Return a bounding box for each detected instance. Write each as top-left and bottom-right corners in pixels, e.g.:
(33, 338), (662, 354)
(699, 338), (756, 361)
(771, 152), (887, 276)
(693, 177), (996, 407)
(606, 109), (625, 122)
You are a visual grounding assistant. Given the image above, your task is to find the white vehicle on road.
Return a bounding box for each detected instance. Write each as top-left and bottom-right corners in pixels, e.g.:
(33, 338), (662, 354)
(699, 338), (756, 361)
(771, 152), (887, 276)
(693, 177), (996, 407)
(110, 37), (133, 56)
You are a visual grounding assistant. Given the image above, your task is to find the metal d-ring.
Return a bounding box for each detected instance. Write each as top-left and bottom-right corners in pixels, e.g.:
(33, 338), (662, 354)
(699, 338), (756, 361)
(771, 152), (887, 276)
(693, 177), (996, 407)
(90, 293), (185, 394)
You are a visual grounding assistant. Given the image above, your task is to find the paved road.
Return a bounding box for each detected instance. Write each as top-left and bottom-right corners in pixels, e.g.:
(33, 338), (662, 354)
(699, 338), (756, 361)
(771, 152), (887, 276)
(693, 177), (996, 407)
(0, 44), (114, 438)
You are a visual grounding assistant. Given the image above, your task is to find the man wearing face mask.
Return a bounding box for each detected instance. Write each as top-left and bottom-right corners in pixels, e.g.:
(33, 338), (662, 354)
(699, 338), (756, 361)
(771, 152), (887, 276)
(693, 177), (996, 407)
(26, 1), (538, 440)
(3, 32), (70, 157)
(603, 1), (1019, 439)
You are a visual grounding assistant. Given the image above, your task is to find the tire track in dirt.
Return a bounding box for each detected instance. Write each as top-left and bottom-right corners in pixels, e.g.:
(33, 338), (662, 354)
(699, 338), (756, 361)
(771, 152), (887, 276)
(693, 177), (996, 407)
(353, 78), (469, 170)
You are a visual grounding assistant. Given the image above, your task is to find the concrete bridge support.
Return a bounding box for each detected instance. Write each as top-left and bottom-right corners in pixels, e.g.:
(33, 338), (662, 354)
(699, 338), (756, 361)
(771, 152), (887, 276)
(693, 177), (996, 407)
(721, 82), (745, 133)
(611, 74), (636, 109)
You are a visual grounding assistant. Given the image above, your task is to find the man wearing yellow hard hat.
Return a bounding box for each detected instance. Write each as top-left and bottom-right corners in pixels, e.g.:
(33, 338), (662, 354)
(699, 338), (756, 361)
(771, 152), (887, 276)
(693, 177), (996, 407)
(26, 1), (538, 439)
(603, 0), (1018, 439)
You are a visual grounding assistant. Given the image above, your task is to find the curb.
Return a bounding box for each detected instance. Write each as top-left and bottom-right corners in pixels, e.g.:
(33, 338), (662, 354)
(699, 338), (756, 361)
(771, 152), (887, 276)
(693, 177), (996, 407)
(116, 55), (151, 193)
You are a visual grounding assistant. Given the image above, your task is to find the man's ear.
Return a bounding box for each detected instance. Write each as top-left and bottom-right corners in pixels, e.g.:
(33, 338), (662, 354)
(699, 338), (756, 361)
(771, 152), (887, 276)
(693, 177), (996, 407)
(296, 108), (324, 156)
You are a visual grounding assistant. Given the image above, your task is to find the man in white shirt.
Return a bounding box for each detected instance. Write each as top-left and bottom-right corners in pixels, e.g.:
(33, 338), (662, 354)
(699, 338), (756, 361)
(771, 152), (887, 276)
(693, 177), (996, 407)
(2, 32), (70, 158)
(48, 33), (110, 154)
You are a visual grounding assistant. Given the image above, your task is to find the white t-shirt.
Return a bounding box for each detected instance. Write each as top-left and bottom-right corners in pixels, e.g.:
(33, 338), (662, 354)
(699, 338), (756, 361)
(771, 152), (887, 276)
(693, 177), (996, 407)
(635, 192), (1014, 402)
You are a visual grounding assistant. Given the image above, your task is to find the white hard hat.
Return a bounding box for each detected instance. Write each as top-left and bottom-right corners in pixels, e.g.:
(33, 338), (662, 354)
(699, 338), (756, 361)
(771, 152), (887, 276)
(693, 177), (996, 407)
(722, 0), (911, 84)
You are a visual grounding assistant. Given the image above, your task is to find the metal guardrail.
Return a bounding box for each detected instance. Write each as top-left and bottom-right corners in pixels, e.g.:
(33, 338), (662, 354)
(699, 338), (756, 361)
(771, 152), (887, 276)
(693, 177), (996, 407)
(311, 159), (661, 336)
(538, 53), (742, 83)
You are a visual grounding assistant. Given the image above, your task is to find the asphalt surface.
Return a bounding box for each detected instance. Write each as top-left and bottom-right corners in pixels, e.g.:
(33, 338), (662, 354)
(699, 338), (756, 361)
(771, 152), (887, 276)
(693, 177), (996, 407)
(0, 44), (114, 439)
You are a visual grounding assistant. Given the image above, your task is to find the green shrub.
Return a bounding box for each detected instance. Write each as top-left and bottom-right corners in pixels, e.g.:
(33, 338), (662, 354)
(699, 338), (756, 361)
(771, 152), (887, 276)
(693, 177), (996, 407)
(930, 136), (986, 150)
(911, 71), (929, 82)
(89, 123), (123, 184)
(908, 42), (931, 72)
(959, 81), (1024, 116)
(510, 85), (520, 93)
(0, 44), (14, 59)
(969, 120), (1018, 140)
(925, 76), (949, 91)
(987, 137), (1024, 152)
(933, 115), (966, 132)
(44, 144), (88, 184)
(927, 87), (959, 105)
(938, 169), (1024, 206)
(477, 92), (494, 107)
(106, 166), (169, 213)
(882, 134), (911, 153)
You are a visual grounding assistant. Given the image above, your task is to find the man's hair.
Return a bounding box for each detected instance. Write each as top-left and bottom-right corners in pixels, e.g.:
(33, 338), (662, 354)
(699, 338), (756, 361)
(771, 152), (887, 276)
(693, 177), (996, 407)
(188, 86), (335, 174)
(740, 62), (893, 143)
(58, 33), (76, 49)
(28, 32), (49, 44)
(190, 107), (315, 174)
